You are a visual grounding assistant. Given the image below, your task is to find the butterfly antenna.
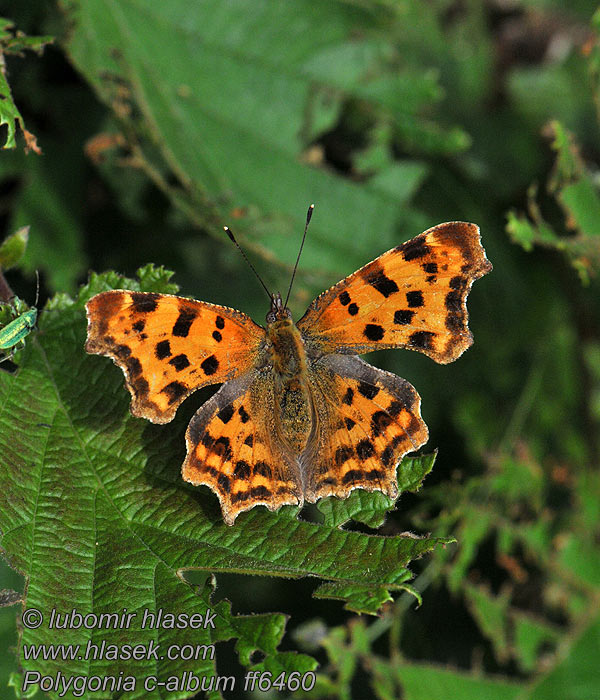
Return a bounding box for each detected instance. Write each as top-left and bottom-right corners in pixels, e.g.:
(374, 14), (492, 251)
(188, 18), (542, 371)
(224, 226), (272, 301)
(284, 203), (314, 308)
(34, 270), (40, 307)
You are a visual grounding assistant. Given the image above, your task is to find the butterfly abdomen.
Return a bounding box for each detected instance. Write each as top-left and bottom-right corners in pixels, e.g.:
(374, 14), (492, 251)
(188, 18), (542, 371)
(266, 317), (312, 455)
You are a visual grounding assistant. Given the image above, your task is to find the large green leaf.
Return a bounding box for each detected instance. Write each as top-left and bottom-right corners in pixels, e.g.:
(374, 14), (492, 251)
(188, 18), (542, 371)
(0, 18), (51, 152)
(61, 0), (445, 284)
(528, 615), (600, 700)
(0, 267), (450, 698)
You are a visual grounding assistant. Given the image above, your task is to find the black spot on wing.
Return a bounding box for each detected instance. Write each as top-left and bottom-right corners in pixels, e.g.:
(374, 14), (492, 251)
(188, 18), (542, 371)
(344, 417), (356, 430)
(335, 446), (354, 466)
(217, 473), (231, 493)
(406, 291), (424, 308)
(132, 376), (149, 402)
(238, 405), (250, 423)
(423, 262), (438, 274)
(371, 411), (392, 437)
(410, 331), (435, 350)
(365, 469), (384, 481)
(342, 388), (354, 405)
(445, 290), (462, 313)
(212, 330), (222, 342)
(254, 461), (272, 478)
(213, 436), (232, 461)
(251, 485), (271, 498)
(234, 460), (251, 479)
(173, 307), (198, 337)
(363, 324), (385, 341)
(356, 439), (375, 460)
(132, 319), (145, 332)
(381, 445), (394, 466)
(161, 381), (187, 405)
(155, 340), (171, 359)
(126, 356), (142, 378)
(358, 382), (379, 399)
(400, 236), (430, 262)
(365, 267), (399, 298)
(215, 315), (225, 329)
(130, 292), (159, 313)
(387, 400), (404, 416)
(446, 310), (465, 332)
(450, 275), (467, 291)
(445, 277), (467, 331)
(169, 354), (190, 371)
(201, 431), (214, 448)
(114, 344), (132, 360)
(341, 469), (364, 485)
(339, 291), (351, 306)
(348, 303), (359, 316)
(244, 434), (253, 447)
(201, 355), (219, 375)
(217, 404), (234, 424)
(394, 309), (414, 325)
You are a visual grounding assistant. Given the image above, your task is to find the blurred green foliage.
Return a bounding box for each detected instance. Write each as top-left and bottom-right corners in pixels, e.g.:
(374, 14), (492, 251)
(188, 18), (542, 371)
(0, 1), (599, 698)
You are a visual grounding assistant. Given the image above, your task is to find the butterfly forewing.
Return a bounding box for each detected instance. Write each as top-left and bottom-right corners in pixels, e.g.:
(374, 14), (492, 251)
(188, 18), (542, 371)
(298, 222), (492, 364)
(85, 290), (264, 423)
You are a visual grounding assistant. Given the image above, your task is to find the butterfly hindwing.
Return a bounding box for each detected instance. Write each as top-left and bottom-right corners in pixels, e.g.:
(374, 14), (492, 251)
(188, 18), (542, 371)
(298, 222), (492, 364)
(183, 371), (303, 525)
(303, 355), (429, 503)
(85, 290), (264, 423)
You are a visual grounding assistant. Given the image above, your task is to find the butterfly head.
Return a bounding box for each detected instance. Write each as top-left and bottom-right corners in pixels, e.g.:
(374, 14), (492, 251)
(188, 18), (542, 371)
(266, 292), (292, 326)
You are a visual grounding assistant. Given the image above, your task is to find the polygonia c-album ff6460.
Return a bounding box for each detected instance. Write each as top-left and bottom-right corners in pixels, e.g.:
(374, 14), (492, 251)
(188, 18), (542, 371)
(85, 220), (492, 525)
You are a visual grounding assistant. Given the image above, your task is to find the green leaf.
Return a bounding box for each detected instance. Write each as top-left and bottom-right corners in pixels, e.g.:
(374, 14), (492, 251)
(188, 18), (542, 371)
(0, 18), (53, 55)
(0, 267), (451, 696)
(0, 226), (29, 271)
(559, 178), (600, 238)
(314, 583), (393, 616)
(555, 533), (600, 588)
(0, 19), (50, 152)
(0, 60), (26, 151)
(317, 453), (437, 529)
(61, 0), (443, 285)
(512, 613), (560, 673)
(464, 584), (511, 662)
(506, 122), (600, 282)
(529, 615), (600, 700)
(372, 659), (522, 700)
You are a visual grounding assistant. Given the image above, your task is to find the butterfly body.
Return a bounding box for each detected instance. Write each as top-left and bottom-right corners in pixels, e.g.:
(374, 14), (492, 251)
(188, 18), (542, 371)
(86, 221), (492, 525)
(265, 296), (313, 456)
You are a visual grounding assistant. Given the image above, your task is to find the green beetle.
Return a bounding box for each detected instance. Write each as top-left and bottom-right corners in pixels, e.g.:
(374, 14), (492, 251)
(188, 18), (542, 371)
(0, 273), (39, 363)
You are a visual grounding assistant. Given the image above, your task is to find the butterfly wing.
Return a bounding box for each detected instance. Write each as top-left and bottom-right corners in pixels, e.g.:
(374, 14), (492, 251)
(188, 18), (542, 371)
(182, 370), (303, 525)
(85, 290), (265, 423)
(298, 222), (492, 363)
(303, 355), (428, 503)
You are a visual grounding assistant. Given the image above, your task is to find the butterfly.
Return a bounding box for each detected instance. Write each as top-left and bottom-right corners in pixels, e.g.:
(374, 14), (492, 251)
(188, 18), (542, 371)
(85, 219), (491, 525)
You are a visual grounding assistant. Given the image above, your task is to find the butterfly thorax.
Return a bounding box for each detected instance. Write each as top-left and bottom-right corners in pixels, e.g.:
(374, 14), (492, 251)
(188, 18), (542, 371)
(266, 300), (312, 456)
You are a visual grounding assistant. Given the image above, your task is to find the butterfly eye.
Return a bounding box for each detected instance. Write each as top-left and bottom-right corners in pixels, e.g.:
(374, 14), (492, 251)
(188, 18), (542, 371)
(266, 311), (276, 324)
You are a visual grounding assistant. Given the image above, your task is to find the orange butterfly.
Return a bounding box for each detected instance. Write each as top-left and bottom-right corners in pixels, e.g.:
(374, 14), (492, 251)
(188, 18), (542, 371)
(85, 218), (491, 525)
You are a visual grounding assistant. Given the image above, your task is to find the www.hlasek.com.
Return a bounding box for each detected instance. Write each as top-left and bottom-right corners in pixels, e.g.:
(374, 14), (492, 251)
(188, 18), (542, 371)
(20, 606), (316, 696)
